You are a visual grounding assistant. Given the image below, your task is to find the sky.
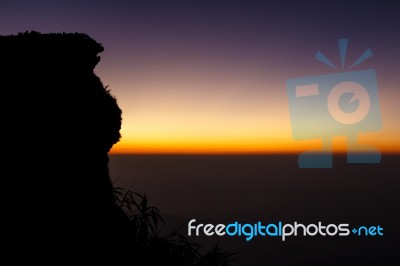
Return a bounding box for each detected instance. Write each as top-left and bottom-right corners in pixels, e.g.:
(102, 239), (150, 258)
(1, 0), (399, 154)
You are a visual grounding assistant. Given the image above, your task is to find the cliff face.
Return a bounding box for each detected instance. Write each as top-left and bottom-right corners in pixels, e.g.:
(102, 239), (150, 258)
(0, 31), (128, 263)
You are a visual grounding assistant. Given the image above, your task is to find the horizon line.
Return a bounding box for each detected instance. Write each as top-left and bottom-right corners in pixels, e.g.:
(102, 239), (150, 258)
(108, 151), (400, 156)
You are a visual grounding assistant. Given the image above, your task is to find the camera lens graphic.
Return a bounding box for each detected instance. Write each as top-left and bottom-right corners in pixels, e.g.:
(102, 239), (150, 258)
(286, 39), (382, 167)
(327, 81), (371, 125)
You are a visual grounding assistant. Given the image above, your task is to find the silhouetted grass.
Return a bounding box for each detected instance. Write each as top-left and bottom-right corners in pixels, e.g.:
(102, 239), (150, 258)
(113, 187), (239, 265)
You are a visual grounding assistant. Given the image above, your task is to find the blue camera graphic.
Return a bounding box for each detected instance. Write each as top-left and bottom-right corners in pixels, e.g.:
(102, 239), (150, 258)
(286, 39), (382, 168)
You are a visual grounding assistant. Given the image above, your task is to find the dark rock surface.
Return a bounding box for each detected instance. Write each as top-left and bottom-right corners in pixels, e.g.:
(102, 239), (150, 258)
(0, 31), (130, 264)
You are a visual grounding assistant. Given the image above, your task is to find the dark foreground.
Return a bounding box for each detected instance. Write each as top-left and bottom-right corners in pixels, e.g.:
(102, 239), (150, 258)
(109, 154), (400, 266)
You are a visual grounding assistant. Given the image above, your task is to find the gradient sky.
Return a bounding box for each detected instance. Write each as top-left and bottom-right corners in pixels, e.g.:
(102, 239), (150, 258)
(1, 0), (399, 154)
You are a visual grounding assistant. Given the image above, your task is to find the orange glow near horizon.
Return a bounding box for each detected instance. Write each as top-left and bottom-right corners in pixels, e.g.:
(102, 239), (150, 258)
(110, 105), (400, 154)
(102, 57), (400, 155)
(109, 134), (400, 154)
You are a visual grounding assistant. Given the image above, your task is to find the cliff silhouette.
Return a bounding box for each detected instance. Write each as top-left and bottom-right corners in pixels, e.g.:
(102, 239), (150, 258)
(0, 31), (129, 264)
(0, 31), (235, 265)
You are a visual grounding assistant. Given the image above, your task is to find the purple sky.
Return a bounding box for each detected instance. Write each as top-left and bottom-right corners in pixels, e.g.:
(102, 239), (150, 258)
(1, 0), (399, 153)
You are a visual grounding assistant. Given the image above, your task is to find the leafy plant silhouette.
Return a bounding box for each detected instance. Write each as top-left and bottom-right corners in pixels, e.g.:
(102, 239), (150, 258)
(113, 187), (239, 266)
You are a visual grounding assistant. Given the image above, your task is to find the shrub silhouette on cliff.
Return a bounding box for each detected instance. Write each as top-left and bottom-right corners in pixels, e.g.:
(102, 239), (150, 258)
(0, 31), (236, 265)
